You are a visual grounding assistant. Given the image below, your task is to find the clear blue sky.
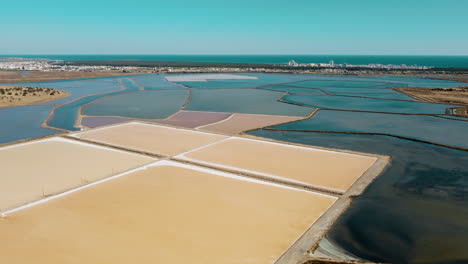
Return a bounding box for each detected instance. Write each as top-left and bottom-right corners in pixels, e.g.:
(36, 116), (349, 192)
(1, 0), (467, 55)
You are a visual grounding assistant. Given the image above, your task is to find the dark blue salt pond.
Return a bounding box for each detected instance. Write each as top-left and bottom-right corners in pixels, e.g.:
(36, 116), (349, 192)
(332, 93), (416, 101)
(283, 94), (454, 114)
(132, 75), (186, 90)
(83, 90), (189, 119)
(0, 105), (60, 144)
(22, 78), (123, 105)
(258, 85), (327, 95)
(293, 80), (391, 88)
(320, 87), (401, 94)
(47, 78), (140, 131)
(178, 81), (261, 89)
(270, 110), (468, 149)
(185, 88), (312, 116)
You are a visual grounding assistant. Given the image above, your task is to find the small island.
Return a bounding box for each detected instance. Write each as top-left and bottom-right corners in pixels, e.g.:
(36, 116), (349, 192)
(0, 86), (69, 107)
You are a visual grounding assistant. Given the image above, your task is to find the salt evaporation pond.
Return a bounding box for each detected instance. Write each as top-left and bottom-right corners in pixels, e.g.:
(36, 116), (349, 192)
(271, 110), (468, 149)
(259, 85), (327, 95)
(178, 81), (261, 89)
(248, 129), (468, 264)
(0, 105), (60, 144)
(83, 90), (189, 119)
(332, 93), (416, 100)
(1, 73), (467, 264)
(132, 75), (186, 90)
(47, 78), (140, 131)
(283, 94), (454, 114)
(185, 89), (312, 116)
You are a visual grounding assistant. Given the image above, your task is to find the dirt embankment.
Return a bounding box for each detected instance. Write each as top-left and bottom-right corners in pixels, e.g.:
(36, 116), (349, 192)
(0, 86), (70, 107)
(430, 77), (468, 83)
(393, 86), (468, 106)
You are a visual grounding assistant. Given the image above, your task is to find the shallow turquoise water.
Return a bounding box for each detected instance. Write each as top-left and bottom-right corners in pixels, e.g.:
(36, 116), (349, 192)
(83, 90), (189, 119)
(435, 115), (468, 121)
(332, 93), (416, 100)
(47, 78), (140, 130)
(270, 110), (468, 149)
(0, 105), (60, 144)
(185, 88), (312, 116)
(293, 80), (390, 88)
(283, 94), (454, 114)
(178, 81), (260, 89)
(320, 87), (400, 94)
(132, 75), (186, 90)
(25, 78), (123, 105)
(258, 85), (326, 95)
(359, 76), (466, 88)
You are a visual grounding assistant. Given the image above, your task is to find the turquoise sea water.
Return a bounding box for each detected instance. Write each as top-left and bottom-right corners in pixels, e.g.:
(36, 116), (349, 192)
(2, 55), (468, 68)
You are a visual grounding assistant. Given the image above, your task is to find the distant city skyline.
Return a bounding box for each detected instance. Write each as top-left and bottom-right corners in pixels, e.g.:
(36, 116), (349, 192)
(2, 0), (467, 55)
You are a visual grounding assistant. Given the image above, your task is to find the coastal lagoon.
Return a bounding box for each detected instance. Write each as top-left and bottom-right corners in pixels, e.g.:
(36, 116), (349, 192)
(1, 73), (467, 264)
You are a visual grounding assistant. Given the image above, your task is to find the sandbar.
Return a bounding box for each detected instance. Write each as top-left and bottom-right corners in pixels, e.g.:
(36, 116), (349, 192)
(0, 85), (69, 107)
